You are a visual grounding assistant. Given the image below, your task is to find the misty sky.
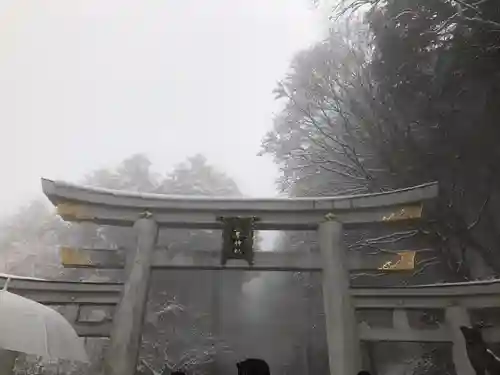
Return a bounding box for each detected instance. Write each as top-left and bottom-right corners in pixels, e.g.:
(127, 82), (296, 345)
(0, 0), (326, 217)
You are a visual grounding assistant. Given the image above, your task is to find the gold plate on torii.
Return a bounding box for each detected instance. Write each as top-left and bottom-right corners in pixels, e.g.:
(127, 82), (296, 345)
(219, 216), (258, 266)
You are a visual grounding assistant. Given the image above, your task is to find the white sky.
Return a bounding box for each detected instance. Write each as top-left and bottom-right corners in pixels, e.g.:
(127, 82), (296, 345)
(0, 0), (326, 217)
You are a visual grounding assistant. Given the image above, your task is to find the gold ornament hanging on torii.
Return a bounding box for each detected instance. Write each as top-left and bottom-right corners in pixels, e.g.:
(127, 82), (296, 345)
(219, 216), (258, 266)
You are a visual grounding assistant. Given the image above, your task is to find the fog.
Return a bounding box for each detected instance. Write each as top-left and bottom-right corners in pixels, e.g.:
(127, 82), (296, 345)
(0, 6), (327, 370)
(0, 0), (326, 218)
(0, 1), (357, 374)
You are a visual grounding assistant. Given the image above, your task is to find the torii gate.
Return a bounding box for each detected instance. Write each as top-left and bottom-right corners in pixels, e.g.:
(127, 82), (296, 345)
(41, 178), (439, 375)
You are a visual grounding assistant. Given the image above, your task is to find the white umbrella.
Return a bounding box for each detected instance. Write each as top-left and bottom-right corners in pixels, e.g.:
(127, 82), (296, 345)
(0, 278), (89, 362)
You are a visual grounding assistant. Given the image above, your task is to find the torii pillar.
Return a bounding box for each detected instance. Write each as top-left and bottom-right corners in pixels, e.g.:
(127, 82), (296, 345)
(319, 214), (361, 375)
(103, 214), (158, 375)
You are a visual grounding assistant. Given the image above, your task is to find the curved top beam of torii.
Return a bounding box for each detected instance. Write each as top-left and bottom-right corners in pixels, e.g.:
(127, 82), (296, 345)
(41, 178), (438, 230)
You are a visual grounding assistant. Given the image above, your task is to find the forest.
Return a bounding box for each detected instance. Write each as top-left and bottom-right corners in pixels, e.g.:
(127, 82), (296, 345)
(2, 0), (500, 374)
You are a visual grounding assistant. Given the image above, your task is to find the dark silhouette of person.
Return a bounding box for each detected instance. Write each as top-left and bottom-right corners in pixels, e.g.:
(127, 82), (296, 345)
(236, 358), (271, 375)
(158, 368), (185, 375)
(460, 325), (500, 375)
(357, 371), (371, 375)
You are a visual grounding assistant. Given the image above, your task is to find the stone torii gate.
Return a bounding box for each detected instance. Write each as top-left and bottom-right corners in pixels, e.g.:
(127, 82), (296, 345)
(41, 178), (439, 375)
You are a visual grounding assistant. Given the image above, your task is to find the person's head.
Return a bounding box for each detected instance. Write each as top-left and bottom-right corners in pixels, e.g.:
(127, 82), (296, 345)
(236, 358), (270, 375)
(357, 371), (371, 375)
(460, 325), (484, 345)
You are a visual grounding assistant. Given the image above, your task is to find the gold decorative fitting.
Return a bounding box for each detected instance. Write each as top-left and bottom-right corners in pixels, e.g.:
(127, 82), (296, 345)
(378, 251), (416, 271)
(382, 205), (423, 222)
(324, 212), (337, 221)
(140, 210), (153, 219)
(56, 203), (87, 220)
(60, 247), (92, 267)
